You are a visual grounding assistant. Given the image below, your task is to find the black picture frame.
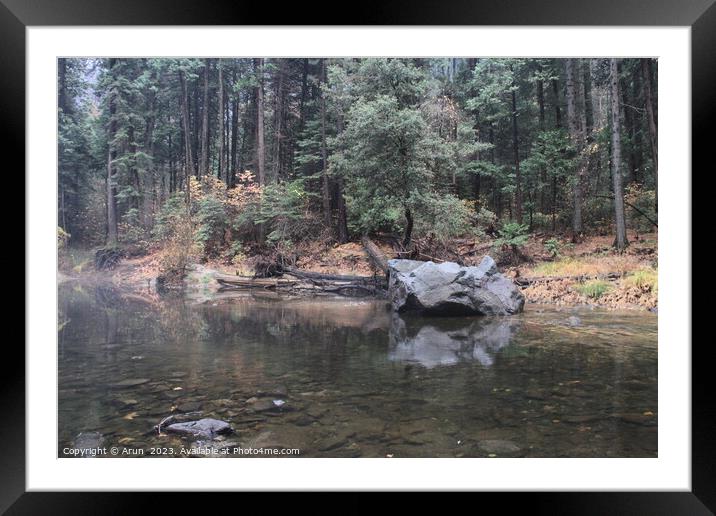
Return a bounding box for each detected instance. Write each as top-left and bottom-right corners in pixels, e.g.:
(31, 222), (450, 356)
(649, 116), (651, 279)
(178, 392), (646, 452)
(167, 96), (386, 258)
(5, 0), (709, 512)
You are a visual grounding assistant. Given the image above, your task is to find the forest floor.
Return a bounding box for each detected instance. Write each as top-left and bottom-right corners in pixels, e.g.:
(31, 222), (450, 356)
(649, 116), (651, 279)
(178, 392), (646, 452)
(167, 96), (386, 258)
(59, 231), (658, 311)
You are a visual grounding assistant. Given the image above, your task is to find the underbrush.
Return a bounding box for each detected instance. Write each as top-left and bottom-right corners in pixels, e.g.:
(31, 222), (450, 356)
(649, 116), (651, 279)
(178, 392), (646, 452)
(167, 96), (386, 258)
(575, 280), (612, 299)
(533, 255), (644, 278)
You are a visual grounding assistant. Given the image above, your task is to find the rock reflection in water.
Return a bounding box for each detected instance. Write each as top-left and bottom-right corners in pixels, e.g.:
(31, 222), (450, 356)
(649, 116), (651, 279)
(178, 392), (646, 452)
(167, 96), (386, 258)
(388, 314), (520, 368)
(58, 283), (658, 458)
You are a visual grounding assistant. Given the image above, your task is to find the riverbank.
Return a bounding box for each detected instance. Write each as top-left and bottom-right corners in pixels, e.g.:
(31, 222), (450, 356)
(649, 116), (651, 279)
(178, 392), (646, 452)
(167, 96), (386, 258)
(59, 232), (657, 311)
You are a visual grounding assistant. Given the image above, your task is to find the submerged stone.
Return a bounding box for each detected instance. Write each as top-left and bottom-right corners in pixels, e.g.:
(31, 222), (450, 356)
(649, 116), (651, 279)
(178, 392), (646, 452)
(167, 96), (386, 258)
(387, 256), (525, 316)
(73, 431), (104, 451)
(165, 418), (233, 438)
(107, 378), (151, 389)
(477, 439), (521, 455)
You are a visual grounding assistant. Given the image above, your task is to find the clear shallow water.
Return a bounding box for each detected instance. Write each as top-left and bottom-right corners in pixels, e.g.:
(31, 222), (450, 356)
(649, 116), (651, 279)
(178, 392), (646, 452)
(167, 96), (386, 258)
(58, 283), (657, 458)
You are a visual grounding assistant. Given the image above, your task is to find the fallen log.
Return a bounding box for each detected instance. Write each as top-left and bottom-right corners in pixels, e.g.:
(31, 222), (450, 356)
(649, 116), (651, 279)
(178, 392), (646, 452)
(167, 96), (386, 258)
(216, 276), (300, 290)
(215, 272), (386, 297)
(361, 236), (389, 274)
(514, 272), (624, 287)
(282, 266), (378, 283)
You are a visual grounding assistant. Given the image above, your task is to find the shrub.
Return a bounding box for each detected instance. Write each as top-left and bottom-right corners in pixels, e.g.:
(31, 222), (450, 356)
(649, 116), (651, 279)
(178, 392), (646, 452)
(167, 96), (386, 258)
(495, 222), (529, 249)
(544, 237), (562, 258)
(194, 196), (228, 258)
(119, 208), (150, 254)
(257, 179), (313, 246)
(493, 222), (530, 265)
(57, 227), (70, 249)
(576, 280), (612, 299)
(414, 194), (477, 244)
(624, 267), (658, 293)
(473, 206), (498, 234)
(154, 196), (199, 286)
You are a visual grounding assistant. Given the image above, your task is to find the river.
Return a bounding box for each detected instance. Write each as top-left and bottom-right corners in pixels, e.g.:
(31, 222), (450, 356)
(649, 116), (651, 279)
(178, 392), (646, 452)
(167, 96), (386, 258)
(58, 283), (657, 457)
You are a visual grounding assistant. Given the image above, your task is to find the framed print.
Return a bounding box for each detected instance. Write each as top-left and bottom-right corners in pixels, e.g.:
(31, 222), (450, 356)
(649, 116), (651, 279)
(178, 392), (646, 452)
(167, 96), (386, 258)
(5, 0), (712, 511)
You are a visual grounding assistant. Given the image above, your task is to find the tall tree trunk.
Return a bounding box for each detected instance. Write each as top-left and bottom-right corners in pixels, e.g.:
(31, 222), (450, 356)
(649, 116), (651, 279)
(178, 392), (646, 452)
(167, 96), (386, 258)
(143, 87), (156, 226)
(577, 60), (589, 223)
(510, 86), (522, 222)
(229, 67), (239, 187)
(551, 75), (561, 231)
(589, 59), (605, 130)
(403, 206), (414, 249)
(641, 58), (658, 213)
(199, 59), (210, 178)
(620, 64), (638, 183)
(589, 59), (605, 196)
(537, 78), (546, 214)
(273, 59), (285, 181)
(609, 58), (629, 250)
(255, 58), (265, 186)
(58, 59), (69, 115)
(254, 58), (266, 244)
(565, 59), (584, 239)
(128, 125), (141, 212)
(191, 80), (199, 176)
(106, 58), (119, 245)
(179, 70), (193, 209)
(168, 132), (175, 194)
(320, 59), (331, 228)
(335, 113), (349, 243)
(217, 60), (226, 182)
(299, 58), (309, 133)
(551, 77), (562, 128)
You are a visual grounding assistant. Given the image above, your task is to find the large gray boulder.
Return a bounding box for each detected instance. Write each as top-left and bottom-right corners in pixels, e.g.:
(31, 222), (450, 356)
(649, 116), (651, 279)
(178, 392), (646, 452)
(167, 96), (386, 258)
(387, 256), (525, 316)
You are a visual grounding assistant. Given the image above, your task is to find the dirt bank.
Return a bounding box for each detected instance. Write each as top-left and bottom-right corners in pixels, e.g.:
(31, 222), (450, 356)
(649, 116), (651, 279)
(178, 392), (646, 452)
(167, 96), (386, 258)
(60, 231), (657, 311)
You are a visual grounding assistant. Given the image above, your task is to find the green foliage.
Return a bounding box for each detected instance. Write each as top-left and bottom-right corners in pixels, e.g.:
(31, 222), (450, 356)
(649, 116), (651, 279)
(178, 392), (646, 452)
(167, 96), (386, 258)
(58, 57), (658, 268)
(576, 280), (612, 299)
(544, 237), (562, 258)
(473, 206), (498, 231)
(57, 227), (70, 249)
(153, 195), (188, 241)
(624, 268), (658, 293)
(495, 222), (529, 249)
(194, 196), (228, 257)
(256, 180), (315, 246)
(118, 208), (150, 253)
(413, 193), (477, 243)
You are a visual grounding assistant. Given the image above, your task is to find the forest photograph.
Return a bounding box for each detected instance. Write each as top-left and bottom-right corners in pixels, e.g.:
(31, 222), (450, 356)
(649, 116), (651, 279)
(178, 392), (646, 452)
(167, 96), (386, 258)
(58, 57), (658, 459)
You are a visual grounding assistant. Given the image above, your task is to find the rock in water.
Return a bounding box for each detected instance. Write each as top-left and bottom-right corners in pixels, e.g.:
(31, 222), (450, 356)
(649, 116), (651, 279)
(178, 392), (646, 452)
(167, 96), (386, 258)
(165, 418), (232, 438)
(73, 432), (104, 450)
(387, 256), (525, 316)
